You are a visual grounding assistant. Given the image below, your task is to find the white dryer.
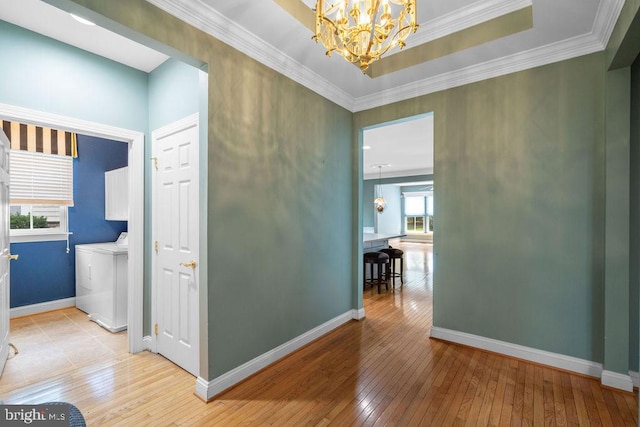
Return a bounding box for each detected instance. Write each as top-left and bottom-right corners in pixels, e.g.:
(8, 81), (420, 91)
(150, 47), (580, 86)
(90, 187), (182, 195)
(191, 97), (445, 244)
(75, 234), (128, 332)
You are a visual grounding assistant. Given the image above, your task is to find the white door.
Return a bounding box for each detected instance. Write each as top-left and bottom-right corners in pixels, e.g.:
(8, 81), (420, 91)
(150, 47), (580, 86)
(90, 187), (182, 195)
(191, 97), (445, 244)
(152, 115), (199, 376)
(0, 130), (11, 375)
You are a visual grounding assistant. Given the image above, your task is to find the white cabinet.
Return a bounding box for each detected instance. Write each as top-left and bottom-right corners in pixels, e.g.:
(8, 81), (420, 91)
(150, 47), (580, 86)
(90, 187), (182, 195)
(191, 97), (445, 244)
(105, 166), (128, 220)
(76, 243), (128, 332)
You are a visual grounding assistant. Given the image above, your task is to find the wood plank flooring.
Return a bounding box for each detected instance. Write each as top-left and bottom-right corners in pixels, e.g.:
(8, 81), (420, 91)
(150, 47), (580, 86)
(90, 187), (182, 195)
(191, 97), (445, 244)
(0, 242), (637, 425)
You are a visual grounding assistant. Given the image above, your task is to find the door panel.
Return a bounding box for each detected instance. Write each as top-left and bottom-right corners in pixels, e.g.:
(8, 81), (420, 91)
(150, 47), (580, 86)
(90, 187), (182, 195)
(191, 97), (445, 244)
(0, 130), (11, 375)
(152, 117), (199, 376)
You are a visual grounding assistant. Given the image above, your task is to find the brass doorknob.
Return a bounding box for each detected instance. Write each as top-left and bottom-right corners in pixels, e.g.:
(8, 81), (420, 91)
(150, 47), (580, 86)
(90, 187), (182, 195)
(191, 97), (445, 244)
(7, 254), (18, 261)
(180, 260), (196, 269)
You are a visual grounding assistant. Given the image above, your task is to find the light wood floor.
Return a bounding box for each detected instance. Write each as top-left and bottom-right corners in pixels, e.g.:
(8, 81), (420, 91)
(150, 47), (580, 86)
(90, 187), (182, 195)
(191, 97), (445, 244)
(0, 242), (637, 425)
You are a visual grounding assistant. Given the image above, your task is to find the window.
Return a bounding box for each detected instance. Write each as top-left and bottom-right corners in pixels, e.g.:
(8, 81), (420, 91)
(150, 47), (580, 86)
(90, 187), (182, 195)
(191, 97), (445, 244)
(10, 150), (73, 242)
(404, 193), (434, 234)
(405, 196), (425, 233)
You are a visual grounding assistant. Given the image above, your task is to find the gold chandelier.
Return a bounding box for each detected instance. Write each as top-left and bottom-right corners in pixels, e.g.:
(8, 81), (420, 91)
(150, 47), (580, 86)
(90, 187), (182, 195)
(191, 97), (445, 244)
(314, 0), (418, 72)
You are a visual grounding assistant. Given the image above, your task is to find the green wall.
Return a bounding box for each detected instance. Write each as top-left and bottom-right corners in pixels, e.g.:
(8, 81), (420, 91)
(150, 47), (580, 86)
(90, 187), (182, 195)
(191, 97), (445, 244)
(65, 0), (354, 379)
(48, 0), (640, 381)
(604, 67), (631, 374)
(630, 54), (640, 372)
(206, 52), (352, 375)
(355, 53), (607, 363)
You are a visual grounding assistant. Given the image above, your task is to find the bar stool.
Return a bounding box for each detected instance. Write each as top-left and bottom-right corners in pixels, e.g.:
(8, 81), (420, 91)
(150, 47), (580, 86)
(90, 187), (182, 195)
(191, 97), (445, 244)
(379, 246), (404, 289)
(363, 251), (389, 294)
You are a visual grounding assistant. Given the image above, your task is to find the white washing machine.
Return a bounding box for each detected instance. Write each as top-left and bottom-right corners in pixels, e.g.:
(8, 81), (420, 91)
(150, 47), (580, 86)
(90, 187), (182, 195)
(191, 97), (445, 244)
(75, 233), (128, 332)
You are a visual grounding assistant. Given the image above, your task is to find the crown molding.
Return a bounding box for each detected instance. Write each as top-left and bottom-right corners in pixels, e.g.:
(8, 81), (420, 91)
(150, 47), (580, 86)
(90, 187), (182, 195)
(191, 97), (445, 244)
(591, 0), (625, 44)
(146, 0), (355, 111)
(148, 0), (623, 113)
(353, 0), (624, 112)
(411, 0), (532, 45)
(353, 33), (604, 111)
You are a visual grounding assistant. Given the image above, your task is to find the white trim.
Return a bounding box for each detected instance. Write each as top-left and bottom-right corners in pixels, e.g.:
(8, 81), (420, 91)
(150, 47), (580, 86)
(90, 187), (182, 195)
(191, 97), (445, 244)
(146, 0), (354, 111)
(127, 133), (144, 354)
(88, 314), (126, 333)
(194, 310), (353, 401)
(0, 102), (145, 355)
(430, 326), (603, 379)
(11, 232), (69, 243)
(601, 370), (634, 392)
(352, 308), (366, 320)
(148, 0), (622, 113)
(10, 297), (75, 318)
(592, 0), (625, 46)
(142, 335), (153, 352)
(629, 370), (639, 388)
(409, 0), (532, 46)
(353, 34), (604, 111)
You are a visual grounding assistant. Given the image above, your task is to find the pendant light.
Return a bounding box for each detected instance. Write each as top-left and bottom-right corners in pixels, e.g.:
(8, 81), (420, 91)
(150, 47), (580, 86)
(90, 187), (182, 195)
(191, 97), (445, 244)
(374, 165), (387, 213)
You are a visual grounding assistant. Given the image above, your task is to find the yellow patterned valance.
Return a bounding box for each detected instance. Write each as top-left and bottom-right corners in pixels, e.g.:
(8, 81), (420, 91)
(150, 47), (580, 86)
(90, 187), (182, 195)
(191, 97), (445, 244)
(1, 120), (77, 157)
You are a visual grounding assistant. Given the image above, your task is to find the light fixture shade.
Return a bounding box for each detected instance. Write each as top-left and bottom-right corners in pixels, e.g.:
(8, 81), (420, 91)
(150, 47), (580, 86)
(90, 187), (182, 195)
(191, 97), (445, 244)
(314, 0), (418, 72)
(374, 196), (387, 212)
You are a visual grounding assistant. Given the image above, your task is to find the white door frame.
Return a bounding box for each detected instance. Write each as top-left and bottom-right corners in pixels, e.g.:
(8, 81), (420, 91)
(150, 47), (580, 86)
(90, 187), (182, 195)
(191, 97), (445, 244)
(0, 103), (146, 353)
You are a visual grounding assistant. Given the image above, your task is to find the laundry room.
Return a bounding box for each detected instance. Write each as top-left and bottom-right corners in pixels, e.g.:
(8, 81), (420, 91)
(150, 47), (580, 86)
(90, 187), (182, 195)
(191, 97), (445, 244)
(3, 127), (129, 387)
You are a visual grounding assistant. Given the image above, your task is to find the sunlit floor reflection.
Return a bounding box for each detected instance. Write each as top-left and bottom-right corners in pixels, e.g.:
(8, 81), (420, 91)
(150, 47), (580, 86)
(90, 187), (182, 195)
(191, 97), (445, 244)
(363, 240), (434, 325)
(395, 241), (433, 291)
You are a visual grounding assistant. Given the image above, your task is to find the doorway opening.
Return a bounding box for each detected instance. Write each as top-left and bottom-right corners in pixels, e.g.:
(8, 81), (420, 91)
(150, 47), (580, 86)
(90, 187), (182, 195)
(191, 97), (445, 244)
(360, 112), (435, 314)
(0, 105), (144, 389)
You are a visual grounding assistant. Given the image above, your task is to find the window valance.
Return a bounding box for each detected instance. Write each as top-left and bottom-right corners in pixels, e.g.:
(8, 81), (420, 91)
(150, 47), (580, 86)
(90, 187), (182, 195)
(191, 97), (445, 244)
(1, 120), (77, 157)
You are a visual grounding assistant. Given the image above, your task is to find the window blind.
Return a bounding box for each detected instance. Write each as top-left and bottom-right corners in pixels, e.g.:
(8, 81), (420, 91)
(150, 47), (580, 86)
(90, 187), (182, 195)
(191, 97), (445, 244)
(10, 150), (74, 206)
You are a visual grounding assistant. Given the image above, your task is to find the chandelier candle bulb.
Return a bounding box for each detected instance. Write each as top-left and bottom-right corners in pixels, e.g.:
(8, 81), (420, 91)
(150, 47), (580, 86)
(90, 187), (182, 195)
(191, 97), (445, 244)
(314, 0), (418, 72)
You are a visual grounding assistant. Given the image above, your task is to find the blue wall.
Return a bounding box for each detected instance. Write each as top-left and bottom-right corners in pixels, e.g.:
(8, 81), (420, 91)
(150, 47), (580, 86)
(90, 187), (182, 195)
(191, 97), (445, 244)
(70, 135), (128, 245)
(0, 19), (146, 309)
(10, 135), (128, 308)
(0, 20), (148, 132)
(149, 58), (202, 130)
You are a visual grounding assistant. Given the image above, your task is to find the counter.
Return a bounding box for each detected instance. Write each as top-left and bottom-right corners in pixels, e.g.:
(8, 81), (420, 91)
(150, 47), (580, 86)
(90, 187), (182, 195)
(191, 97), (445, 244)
(363, 233), (405, 251)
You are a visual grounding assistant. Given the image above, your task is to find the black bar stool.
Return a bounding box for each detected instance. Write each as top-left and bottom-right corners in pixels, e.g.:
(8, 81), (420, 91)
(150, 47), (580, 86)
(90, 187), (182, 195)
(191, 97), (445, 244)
(379, 247), (404, 289)
(363, 251), (389, 293)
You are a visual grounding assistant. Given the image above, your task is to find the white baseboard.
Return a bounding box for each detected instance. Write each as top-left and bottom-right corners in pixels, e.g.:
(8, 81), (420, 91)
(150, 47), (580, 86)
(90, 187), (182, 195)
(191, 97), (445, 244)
(602, 370), (633, 392)
(352, 308), (365, 320)
(194, 310), (354, 401)
(10, 298), (76, 318)
(629, 370), (639, 388)
(142, 335), (153, 351)
(430, 326), (603, 379)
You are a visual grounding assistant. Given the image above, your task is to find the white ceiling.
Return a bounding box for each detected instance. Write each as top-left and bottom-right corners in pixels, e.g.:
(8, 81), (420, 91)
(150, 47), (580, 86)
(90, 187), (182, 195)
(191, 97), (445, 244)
(0, 0), (625, 180)
(0, 0), (168, 73)
(147, 0), (624, 111)
(363, 115), (433, 180)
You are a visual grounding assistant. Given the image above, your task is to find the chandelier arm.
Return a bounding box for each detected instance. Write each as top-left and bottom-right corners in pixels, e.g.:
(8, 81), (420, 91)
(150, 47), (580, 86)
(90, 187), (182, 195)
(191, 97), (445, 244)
(365, 0), (381, 57)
